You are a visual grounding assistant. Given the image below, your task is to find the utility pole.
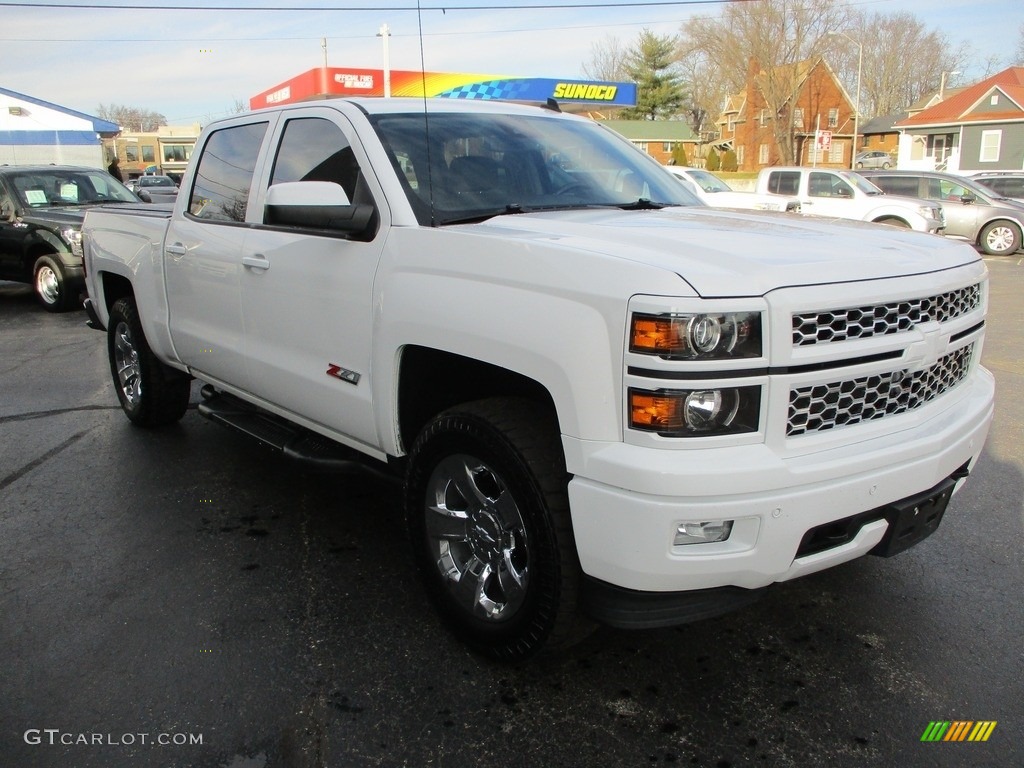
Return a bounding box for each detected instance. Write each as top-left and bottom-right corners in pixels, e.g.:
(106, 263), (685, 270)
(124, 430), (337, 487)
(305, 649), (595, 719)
(377, 24), (392, 98)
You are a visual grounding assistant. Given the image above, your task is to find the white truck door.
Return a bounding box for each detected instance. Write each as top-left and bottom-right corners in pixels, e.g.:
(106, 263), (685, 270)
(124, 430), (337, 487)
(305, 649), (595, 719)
(239, 110), (387, 451)
(801, 170), (857, 220)
(165, 119), (273, 388)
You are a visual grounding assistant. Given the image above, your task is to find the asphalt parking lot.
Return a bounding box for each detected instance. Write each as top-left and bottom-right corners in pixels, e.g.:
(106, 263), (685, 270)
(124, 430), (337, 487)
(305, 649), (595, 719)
(2, 256), (1022, 768)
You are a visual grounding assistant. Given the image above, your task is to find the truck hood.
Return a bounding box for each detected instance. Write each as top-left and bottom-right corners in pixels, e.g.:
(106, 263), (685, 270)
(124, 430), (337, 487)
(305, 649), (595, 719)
(453, 206), (980, 297)
(17, 205), (89, 229)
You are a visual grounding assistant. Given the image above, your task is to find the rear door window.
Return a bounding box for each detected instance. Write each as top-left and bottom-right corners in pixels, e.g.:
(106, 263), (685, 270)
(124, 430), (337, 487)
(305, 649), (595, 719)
(189, 122), (268, 222)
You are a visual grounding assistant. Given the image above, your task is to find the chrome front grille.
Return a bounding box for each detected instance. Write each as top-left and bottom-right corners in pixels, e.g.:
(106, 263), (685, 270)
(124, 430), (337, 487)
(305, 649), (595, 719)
(792, 283), (981, 346)
(787, 343), (974, 436)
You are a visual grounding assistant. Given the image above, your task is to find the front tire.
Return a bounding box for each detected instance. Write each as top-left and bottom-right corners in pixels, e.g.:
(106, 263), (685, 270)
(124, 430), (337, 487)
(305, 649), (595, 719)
(107, 296), (191, 427)
(405, 398), (587, 662)
(979, 220), (1022, 255)
(33, 255), (75, 312)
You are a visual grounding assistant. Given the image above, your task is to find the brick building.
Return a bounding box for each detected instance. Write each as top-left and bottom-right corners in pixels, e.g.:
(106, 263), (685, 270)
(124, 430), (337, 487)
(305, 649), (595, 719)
(714, 57), (857, 171)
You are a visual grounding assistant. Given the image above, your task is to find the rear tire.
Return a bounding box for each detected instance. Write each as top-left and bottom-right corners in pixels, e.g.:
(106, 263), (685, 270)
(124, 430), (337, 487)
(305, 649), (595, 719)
(107, 296), (191, 427)
(405, 398), (588, 662)
(33, 255), (75, 312)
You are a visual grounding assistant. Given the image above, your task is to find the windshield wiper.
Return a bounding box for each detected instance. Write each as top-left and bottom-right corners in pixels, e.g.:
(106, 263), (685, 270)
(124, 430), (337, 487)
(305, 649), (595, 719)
(440, 204), (531, 226)
(618, 198), (666, 210)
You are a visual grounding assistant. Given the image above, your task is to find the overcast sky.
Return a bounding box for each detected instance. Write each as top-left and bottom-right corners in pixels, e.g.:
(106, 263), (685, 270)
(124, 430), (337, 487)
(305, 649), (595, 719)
(1, 0), (1019, 126)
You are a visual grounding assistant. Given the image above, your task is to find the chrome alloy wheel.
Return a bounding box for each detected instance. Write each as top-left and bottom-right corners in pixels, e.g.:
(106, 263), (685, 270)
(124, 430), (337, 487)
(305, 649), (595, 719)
(35, 264), (60, 305)
(424, 453), (530, 621)
(985, 224), (1017, 253)
(113, 320), (142, 406)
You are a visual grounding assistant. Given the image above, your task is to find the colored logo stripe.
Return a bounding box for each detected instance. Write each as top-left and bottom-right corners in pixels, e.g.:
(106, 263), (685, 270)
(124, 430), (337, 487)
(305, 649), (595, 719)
(921, 721), (996, 742)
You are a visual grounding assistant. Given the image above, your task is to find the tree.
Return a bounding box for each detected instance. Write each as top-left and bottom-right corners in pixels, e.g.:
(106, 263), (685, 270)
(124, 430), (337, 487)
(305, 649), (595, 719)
(1015, 22), (1024, 66)
(706, 147), (720, 172)
(96, 104), (167, 132)
(827, 11), (968, 119)
(721, 149), (738, 172)
(679, 0), (848, 165)
(582, 34), (628, 81)
(671, 144), (689, 166)
(619, 29), (686, 120)
(674, 43), (727, 145)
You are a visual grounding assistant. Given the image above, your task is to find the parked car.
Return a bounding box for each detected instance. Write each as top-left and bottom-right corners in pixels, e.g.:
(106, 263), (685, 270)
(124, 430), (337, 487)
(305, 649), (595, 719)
(127, 174), (179, 204)
(854, 150), (893, 169)
(664, 166), (801, 212)
(971, 172), (1024, 201)
(0, 165), (141, 310)
(861, 169), (1024, 255)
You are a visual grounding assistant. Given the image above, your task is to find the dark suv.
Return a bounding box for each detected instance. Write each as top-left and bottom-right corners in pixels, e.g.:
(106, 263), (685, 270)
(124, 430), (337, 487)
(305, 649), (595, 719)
(0, 165), (140, 311)
(860, 169), (1024, 256)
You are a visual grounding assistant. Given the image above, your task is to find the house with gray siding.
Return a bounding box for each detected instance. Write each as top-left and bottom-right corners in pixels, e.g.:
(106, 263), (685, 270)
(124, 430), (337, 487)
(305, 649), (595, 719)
(894, 67), (1024, 173)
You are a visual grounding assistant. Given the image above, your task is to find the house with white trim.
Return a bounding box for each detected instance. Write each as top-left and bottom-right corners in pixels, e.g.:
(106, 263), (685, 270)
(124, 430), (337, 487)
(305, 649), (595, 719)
(0, 87), (119, 167)
(895, 67), (1024, 173)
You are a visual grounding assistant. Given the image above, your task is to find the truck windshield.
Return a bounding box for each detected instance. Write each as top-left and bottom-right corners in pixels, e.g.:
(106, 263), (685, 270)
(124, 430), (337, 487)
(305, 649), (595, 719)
(368, 110), (699, 225)
(8, 169), (138, 208)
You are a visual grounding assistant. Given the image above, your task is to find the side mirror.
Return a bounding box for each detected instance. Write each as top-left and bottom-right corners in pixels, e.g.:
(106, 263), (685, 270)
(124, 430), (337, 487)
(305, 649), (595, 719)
(264, 181), (374, 234)
(138, 190), (153, 203)
(1, 199), (13, 221)
(960, 192), (976, 205)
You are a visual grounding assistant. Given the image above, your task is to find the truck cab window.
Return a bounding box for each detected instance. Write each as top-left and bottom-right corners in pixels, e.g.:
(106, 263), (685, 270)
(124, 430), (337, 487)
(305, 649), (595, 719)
(270, 117), (362, 202)
(188, 121), (268, 223)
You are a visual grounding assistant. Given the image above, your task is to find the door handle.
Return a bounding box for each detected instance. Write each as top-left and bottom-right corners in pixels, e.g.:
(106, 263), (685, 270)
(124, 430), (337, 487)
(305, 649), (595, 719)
(242, 254), (271, 271)
(165, 243), (187, 258)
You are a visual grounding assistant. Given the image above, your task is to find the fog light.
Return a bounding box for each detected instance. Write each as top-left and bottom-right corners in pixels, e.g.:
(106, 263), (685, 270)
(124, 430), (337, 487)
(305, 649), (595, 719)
(674, 520), (734, 546)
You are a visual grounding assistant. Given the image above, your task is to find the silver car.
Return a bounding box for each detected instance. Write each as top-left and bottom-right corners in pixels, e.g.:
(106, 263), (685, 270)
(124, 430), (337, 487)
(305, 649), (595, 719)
(854, 150), (893, 170)
(127, 175), (179, 204)
(860, 170), (1024, 255)
(972, 172), (1024, 201)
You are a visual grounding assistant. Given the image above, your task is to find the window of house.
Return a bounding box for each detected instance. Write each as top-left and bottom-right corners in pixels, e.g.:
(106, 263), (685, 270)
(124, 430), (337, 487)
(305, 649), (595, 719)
(188, 122), (267, 222)
(164, 144), (192, 163)
(980, 130), (1001, 162)
(758, 144), (769, 164)
(662, 142), (673, 153)
(793, 108), (804, 129)
(828, 108), (839, 127)
(141, 146), (155, 163)
(727, 118), (736, 133)
(829, 141), (845, 164)
(990, 94), (999, 106)
(736, 146), (744, 165)
(759, 109), (767, 127)
(124, 144), (138, 162)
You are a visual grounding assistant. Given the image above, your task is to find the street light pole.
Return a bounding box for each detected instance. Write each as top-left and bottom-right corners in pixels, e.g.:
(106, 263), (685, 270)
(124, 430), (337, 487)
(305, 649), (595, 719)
(377, 24), (392, 98)
(828, 31), (862, 170)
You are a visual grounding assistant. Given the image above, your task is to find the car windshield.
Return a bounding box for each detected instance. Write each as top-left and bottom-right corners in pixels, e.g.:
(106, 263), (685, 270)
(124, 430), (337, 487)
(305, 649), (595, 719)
(368, 110), (699, 225)
(9, 169), (138, 207)
(685, 169), (732, 193)
(840, 171), (884, 195)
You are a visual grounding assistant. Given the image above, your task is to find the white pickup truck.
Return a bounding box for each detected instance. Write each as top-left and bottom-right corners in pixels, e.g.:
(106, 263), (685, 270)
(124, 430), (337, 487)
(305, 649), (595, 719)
(754, 166), (946, 233)
(82, 98), (993, 661)
(663, 166), (801, 213)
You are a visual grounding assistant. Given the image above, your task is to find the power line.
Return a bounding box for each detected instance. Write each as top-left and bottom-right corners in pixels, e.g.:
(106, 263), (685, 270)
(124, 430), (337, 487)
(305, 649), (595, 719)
(0, 1), (746, 10)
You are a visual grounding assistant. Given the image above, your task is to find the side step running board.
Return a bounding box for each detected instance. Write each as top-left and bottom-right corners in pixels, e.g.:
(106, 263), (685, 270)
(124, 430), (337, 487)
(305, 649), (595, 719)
(197, 385), (382, 474)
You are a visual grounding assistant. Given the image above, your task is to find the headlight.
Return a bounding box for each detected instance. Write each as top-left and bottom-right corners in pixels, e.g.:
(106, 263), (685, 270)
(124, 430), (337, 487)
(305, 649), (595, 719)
(630, 312), (761, 360)
(62, 227), (83, 257)
(629, 386), (761, 437)
(918, 205), (942, 222)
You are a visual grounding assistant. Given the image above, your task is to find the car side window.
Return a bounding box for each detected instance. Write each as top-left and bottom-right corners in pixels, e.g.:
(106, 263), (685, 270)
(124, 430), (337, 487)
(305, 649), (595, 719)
(809, 172), (851, 198)
(189, 121), (268, 223)
(939, 180), (968, 201)
(767, 171), (799, 196)
(270, 117), (362, 197)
